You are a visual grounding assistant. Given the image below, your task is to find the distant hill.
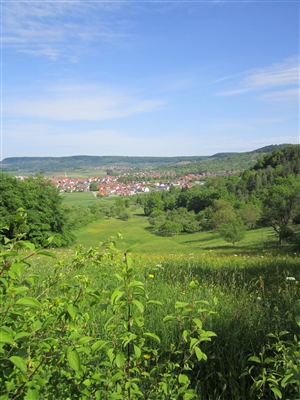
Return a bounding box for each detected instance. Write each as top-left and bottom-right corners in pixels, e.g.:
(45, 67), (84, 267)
(0, 155), (208, 174)
(157, 144), (293, 174)
(0, 144), (293, 175)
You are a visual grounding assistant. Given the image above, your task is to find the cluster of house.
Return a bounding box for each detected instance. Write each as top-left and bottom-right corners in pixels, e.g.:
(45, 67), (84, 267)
(47, 170), (228, 196)
(14, 169), (235, 196)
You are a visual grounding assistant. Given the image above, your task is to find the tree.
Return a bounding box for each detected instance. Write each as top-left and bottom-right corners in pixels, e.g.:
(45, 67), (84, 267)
(89, 182), (98, 191)
(219, 217), (246, 245)
(238, 203), (261, 229)
(142, 193), (164, 216)
(0, 173), (75, 246)
(205, 199), (236, 231)
(158, 221), (182, 237)
(119, 210), (132, 221)
(261, 176), (300, 245)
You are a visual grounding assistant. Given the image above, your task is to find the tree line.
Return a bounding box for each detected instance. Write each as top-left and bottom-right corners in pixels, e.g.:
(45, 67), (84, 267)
(138, 145), (300, 245)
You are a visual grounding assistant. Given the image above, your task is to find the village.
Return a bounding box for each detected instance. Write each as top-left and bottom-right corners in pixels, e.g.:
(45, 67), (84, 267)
(48, 169), (235, 196)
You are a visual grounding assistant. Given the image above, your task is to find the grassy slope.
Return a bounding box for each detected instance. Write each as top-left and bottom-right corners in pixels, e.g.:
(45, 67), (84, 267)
(62, 193), (288, 256)
(73, 209), (278, 255)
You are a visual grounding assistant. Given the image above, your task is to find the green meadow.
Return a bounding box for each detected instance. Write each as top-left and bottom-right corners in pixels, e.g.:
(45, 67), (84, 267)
(62, 192), (282, 255)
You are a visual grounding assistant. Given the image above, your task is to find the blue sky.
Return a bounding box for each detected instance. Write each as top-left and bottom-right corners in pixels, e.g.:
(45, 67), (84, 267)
(1, 0), (299, 159)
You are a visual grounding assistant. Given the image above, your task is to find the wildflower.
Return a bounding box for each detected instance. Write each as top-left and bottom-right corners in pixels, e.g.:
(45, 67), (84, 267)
(286, 277), (296, 281)
(148, 274), (154, 279)
(257, 297), (262, 301)
(143, 354), (150, 360)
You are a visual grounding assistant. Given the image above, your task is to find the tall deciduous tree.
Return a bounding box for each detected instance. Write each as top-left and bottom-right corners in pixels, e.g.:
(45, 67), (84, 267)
(218, 217), (246, 245)
(262, 176), (300, 245)
(0, 173), (75, 246)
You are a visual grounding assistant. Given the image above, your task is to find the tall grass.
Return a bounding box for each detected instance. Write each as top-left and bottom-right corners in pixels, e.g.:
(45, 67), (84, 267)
(30, 249), (300, 399)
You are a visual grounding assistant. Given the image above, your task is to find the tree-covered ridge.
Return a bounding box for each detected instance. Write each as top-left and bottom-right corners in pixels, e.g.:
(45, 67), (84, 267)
(0, 155), (208, 173)
(0, 173), (75, 247)
(253, 144), (300, 176)
(156, 144), (293, 175)
(0, 144), (291, 174)
(138, 145), (300, 245)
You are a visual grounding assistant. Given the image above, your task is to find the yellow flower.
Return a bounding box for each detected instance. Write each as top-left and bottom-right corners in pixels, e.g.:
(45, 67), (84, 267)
(148, 274), (154, 279)
(143, 354), (150, 360)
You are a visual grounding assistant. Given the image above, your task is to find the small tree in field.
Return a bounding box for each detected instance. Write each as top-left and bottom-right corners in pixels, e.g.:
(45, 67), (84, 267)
(219, 217), (246, 245)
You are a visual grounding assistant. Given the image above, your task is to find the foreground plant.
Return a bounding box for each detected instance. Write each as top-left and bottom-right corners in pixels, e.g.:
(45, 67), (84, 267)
(0, 211), (217, 399)
(247, 321), (300, 399)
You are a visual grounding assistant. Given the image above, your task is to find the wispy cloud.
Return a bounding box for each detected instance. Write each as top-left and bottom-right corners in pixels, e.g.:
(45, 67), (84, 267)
(3, 83), (167, 121)
(217, 57), (299, 99)
(259, 88), (299, 102)
(2, 2), (129, 60)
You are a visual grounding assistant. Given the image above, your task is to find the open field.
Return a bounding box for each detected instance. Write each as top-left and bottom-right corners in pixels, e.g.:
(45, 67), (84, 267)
(75, 219), (280, 255)
(71, 208), (283, 255)
(60, 193), (293, 256)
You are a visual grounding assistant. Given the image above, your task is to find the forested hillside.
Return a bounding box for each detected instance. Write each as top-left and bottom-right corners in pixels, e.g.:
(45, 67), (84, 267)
(139, 145), (300, 245)
(0, 155), (207, 174)
(0, 144), (291, 175)
(156, 144), (293, 175)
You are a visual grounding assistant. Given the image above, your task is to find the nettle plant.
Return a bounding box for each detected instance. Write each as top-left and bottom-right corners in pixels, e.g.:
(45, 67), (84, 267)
(0, 210), (217, 400)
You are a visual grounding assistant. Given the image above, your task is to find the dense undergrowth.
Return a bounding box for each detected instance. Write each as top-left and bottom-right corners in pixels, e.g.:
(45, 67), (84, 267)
(1, 213), (300, 399)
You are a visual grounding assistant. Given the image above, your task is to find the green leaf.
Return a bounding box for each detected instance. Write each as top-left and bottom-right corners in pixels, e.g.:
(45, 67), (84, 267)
(183, 391), (197, 400)
(67, 304), (78, 320)
(190, 338), (198, 350)
(36, 250), (56, 258)
(24, 388), (38, 400)
(112, 371), (124, 381)
(9, 356), (27, 372)
(42, 236), (53, 247)
(143, 332), (161, 344)
(0, 331), (15, 345)
(182, 329), (189, 342)
(0, 250), (18, 257)
(115, 353), (125, 368)
(146, 300), (162, 306)
(132, 299), (144, 313)
(91, 340), (109, 352)
(281, 373), (294, 387)
(10, 263), (24, 278)
(134, 345), (141, 359)
(175, 301), (189, 309)
(15, 297), (41, 309)
(15, 332), (31, 342)
(83, 379), (91, 388)
(114, 273), (124, 282)
(192, 318), (202, 329)
(111, 290), (124, 304)
(163, 315), (176, 322)
(270, 387), (282, 399)
(178, 373), (190, 385)
(42, 316), (55, 329)
(22, 241), (35, 251)
(31, 320), (42, 332)
(128, 280), (145, 289)
(194, 346), (204, 361)
(77, 336), (93, 346)
(67, 349), (81, 372)
(248, 356), (261, 363)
